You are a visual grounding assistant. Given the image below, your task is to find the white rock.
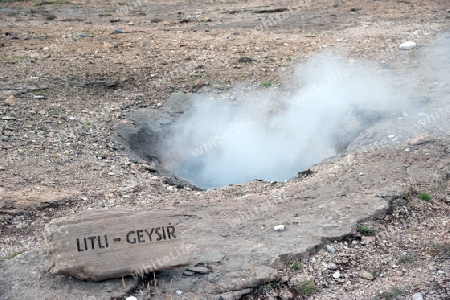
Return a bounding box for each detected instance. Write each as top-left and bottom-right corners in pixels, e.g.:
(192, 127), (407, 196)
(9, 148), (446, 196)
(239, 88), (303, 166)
(333, 270), (340, 279)
(126, 297), (137, 300)
(388, 135), (396, 139)
(412, 293), (424, 300)
(326, 245), (336, 254)
(274, 225), (285, 231)
(327, 262), (338, 270)
(399, 41), (416, 50)
(176, 290), (183, 295)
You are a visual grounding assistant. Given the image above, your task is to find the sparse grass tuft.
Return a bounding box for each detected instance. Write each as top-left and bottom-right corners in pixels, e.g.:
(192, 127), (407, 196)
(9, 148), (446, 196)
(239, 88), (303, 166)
(381, 286), (407, 299)
(398, 253), (415, 264)
(238, 56), (254, 63)
(262, 81), (272, 87)
(151, 18), (163, 23)
(295, 280), (318, 295)
(252, 280), (280, 293)
(359, 224), (373, 236)
(431, 242), (450, 257)
(419, 193), (432, 202)
(7, 251), (22, 259)
(290, 260), (300, 271)
(3, 56), (25, 64)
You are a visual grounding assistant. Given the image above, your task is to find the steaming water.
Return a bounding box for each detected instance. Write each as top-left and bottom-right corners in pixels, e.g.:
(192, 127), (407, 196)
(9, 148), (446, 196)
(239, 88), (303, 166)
(159, 45), (446, 188)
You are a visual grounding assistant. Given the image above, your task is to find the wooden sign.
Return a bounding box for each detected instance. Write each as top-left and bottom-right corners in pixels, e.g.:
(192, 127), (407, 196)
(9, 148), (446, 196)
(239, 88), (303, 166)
(44, 209), (192, 281)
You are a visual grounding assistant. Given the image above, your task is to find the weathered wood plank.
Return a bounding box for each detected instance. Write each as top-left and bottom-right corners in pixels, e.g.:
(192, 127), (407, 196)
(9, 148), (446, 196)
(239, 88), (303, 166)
(44, 209), (192, 281)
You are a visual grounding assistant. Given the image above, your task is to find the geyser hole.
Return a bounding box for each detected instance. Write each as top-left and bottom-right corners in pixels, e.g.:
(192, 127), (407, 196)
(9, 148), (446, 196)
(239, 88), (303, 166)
(117, 55), (416, 190)
(156, 56), (412, 189)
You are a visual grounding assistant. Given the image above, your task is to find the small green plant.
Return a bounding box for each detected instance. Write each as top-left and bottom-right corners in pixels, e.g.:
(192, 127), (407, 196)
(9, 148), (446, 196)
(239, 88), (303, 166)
(371, 269), (382, 278)
(3, 56), (21, 64)
(52, 109), (60, 116)
(252, 281), (280, 293)
(7, 251), (22, 259)
(431, 242), (450, 257)
(381, 286), (406, 299)
(262, 81), (272, 87)
(295, 280), (318, 296)
(290, 260), (300, 271)
(151, 18), (162, 23)
(359, 224), (373, 236)
(419, 193), (432, 202)
(238, 56), (254, 63)
(398, 253), (415, 264)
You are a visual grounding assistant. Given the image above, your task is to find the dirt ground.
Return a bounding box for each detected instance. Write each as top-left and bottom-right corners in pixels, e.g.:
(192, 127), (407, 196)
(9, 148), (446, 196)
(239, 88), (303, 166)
(0, 0), (449, 299)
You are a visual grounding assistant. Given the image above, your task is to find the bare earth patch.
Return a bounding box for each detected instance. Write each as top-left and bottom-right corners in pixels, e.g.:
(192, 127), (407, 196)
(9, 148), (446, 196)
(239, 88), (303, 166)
(0, 0), (449, 299)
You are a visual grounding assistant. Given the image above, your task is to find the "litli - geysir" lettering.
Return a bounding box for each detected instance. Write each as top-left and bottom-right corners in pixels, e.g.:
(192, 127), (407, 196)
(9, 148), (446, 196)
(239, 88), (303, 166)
(75, 225), (176, 252)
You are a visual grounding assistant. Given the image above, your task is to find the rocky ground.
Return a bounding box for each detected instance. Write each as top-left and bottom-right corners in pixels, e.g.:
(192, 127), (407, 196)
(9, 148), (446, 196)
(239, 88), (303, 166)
(0, 0), (449, 299)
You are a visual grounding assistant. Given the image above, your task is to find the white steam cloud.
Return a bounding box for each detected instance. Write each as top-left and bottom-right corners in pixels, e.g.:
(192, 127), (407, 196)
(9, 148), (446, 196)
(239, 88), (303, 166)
(160, 55), (414, 189)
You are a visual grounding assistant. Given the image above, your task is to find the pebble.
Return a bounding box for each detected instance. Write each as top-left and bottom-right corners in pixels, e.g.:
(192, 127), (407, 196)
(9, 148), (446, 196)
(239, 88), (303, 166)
(399, 41), (416, 50)
(113, 28), (123, 34)
(183, 270), (195, 276)
(279, 290), (294, 300)
(361, 236), (375, 244)
(5, 95), (16, 106)
(176, 291), (183, 295)
(358, 269), (374, 280)
(274, 225), (285, 231)
(326, 245), (336, 254)
(409, 133), (432, 146)
(333, 270), (340, 279)
(103, 41), (114, 49)
(412, 292), (424, 300)
(125, 297), (137, 300)
(327, 262), (338, 270)
(188, 266), (210, 274)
